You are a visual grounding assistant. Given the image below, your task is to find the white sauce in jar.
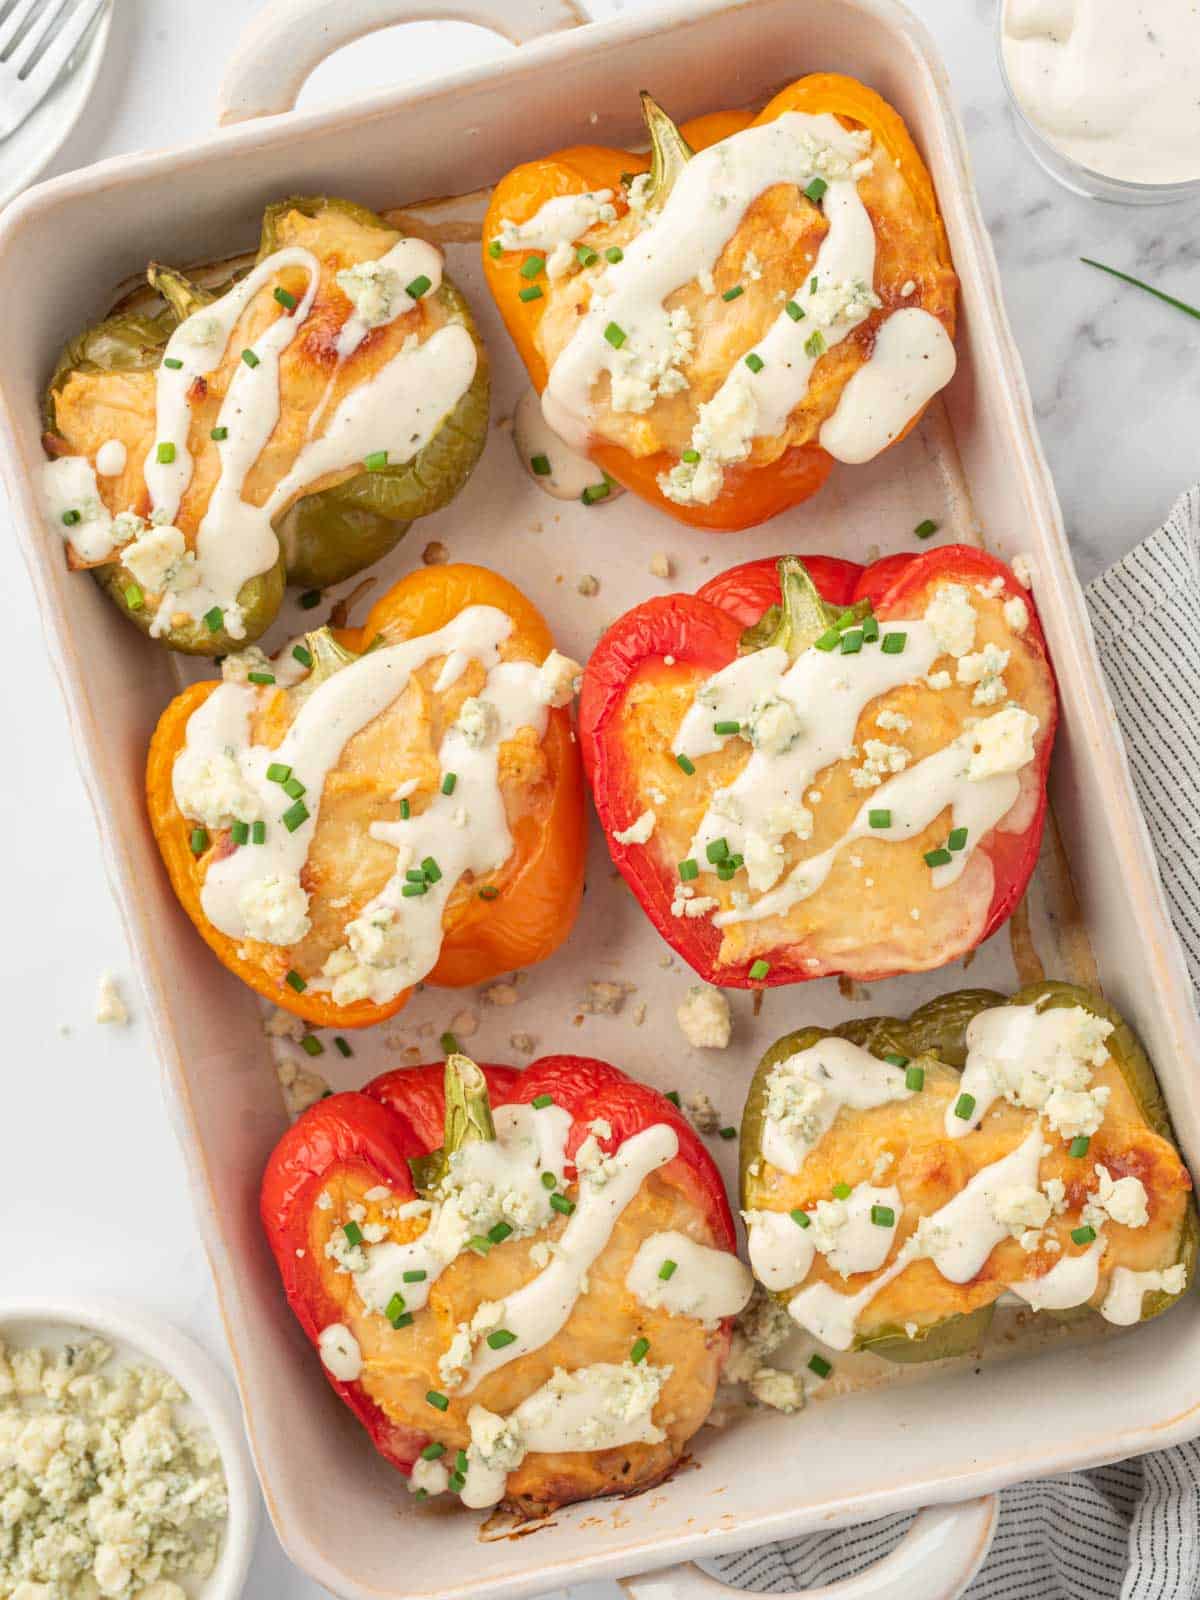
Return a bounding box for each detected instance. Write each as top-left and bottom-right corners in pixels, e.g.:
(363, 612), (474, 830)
(1001, 0), (1200, 185)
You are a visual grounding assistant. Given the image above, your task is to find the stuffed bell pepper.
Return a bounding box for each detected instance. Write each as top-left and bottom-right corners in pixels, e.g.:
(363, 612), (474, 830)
(580, 546), (1057, 984)
(146, 564), (585, 1026)
(261, 1052), (753, 1512)
(482, 76), (957, 530)
(739, 983), (1196, 1362)
(42, 196), (489, 653)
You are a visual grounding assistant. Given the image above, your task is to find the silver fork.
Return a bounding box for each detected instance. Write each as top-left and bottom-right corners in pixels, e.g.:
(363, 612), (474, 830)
(0, 0), (107, 141)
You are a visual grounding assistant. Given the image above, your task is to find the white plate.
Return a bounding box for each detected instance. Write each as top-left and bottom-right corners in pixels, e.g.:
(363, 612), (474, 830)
(0, 0), (112, 213)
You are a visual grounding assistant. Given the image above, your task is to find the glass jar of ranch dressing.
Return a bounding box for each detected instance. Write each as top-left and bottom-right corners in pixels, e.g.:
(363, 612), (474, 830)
(998, 0), (1200, 203)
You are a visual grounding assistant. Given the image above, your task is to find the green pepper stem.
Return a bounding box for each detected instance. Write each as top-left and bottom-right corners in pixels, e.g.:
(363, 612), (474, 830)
(410, 1053), (496, 1195)
(738, 556), (870, 659)
(147, 262), (216, 325)
(639, 91), (693, 210)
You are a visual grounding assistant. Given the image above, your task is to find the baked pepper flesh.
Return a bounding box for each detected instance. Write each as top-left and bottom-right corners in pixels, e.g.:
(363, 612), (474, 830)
(580, 546), (1057, 986)
(739, 983), (1197, 1362)
(482, 76), (957, 531)
(43, 195), (489, 653)
(261, 1052), (752, 1514)
(146, 564), (585, 1028)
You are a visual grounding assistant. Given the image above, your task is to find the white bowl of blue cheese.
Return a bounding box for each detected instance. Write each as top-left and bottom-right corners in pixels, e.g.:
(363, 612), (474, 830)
(0, 1299), (259, 1600)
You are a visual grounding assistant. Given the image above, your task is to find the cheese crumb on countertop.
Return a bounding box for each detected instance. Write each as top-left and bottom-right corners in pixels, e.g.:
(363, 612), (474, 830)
(676, 986), (732, 1049)
(94, 973), (128, 1026)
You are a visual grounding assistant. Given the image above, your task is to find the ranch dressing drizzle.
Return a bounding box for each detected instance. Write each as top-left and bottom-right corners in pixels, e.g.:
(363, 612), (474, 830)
(495, 189), (618, 253)
(1010, 1239), (1104, 1312)
(541, 113), (872, 452)
(334, 236), (444, 361)
(1001, 0), (1200, 186)
(944, 1001), (1112, 1140)
(1101, 1263), (1187, 1326)
(512, 386), (621, 502)
(625, 1230), (754, 1321)
(41, 456), (115, 561)
(823, 1184), (901, 1278)
(745, 1208), (816, 1292)
(95, 439), (126, 477)
(819, 308), (956, 465)
(459, 1123), (679, 1391)
(760, 1037), (914, 1176)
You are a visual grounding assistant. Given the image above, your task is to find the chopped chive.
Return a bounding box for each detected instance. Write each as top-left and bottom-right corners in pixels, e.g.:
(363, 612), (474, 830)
(914, 519), (939, 540)
(189, 827), (209, 856)
(840, 628), (864, 655)
(231, 820), (250, 846)
(441, 772), (457, 795)
(716, 862), (736, 881)
(676, 753), (695, 775)
(163, 356), (183, 369)
(678, 858), (699, 881)
(868, 809), (891, 829)
(885, 1052), (910, 1067)
(487, 1328), (517, 1349)
(274, 285), (297, 310)
(1071, 1225), (1097, 1246)
(421, 1442), (445, 1460)
(745, 352), (765, 374)
(871, 1204), (896, 1228)
(210, 426), (228, 441)
(282, 777), (306, 799)
(713, 720), (740, 736)
(749, 959), (770, 981)
(386, 1293), (407, 1324)
(581, 481), (611, 505)
(550, 1193), (575, 1215)
(862, 615), (880, 643)
(603, 321), (626, 348)
(906, 1066), (926, 1092)
(156, 441), (176, 464)
(791, 1209), (811, 1228)
(285, 969), (306, 993)
(422, 856), (442, 882)
(518, 257), (543, 280)
(665, 1090), (682, 1108)
(681, 448), (701, 464)
(343, 1221), (363, 1247)
(880, 632), (907, 655)
(456, 1450), (469, 1474)
(808, 1354), (832, 1379)
(532, 1093), (554, 1109)
(605, 246), (624, 264)
(333, 1035), (352, 1057)
(282, 799), (310, 832)
(61, 508), (81, 526)
(406, 273), (433, 298)
(426, 1390), (449, 1411)
(488, 1222), (514, 1244)
(399, 798), (411, 820)
(488, 239), (503, 258)
(448, 1471), (465, 1493)
(530, 453), (552, 476)
(658, 1259), (677, 1281)
(478, 885), (499, 900)
(722, 285), (744, 302)
(719, 1126), (737, 1140)
(785, 299), (804, 321)
(241, 348), (260, 368)
(364, 450), (389, 471)
(248, 671), (276, 685)
(705, 838), (729, 863)
(832, 1182), (852, 1200)
(804, 177), (828, 203)
(402, 882), (428, 897)
(948, 827), (968, 851)
(203, 606), (223, 633)
(630, 1337), (650, 1364)
(577, 244), (599, 267)
(299, 589), (321, 609)
(266, 762), (291, 784)
(293, 644), (313, 668)
(541, 1172), (558, 1190)
(810, 275), (819, 294)
(1069, 1136), (1090, 1158)
(953, 1093), (977, 1121)
(404, 1269), (427, 1283)
(440, 1032), (459, 1055)
(124, 583), (144, 611)
(518, 284), (543, 302)
(467, 1236), (492, 1255)
(415, 1488), (429, 1501)
(925, 848), (953, 868)
(804, 330), (826, 358)
(814, 627), (842, 651)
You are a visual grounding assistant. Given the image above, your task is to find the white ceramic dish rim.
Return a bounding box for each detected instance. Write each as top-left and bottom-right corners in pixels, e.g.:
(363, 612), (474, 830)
(2, 2), (1200, 1598)
(0, 1294), (260, 1600)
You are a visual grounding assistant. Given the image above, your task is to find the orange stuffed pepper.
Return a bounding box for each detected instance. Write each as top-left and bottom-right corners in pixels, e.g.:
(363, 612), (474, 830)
(147, 564), (586, 1028)
(482, 76), (958, 530)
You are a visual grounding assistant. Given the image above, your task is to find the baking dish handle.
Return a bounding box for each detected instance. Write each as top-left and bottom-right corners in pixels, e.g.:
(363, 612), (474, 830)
(216, 0), (586, 125)
(619, 1494), (998, 1600)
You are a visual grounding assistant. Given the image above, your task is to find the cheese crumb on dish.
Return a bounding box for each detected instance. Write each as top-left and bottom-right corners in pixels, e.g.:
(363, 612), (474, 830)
(94, 972), (129, 1026)
(676, 986), (732, 1049)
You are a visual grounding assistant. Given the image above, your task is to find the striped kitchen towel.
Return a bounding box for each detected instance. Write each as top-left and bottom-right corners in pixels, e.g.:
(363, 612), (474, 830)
(707, 486), (1200, 1600)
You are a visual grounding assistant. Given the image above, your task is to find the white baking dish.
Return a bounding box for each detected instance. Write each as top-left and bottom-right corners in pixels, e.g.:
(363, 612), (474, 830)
(2, 3), (1199, 1599)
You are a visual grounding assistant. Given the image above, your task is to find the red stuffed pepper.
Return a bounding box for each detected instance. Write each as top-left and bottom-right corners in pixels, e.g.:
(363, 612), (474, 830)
(580, 546), (1057, 985)
(262, 1052), (751, 1515)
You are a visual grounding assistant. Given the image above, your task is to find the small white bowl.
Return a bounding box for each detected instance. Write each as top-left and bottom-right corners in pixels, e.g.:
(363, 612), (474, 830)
(0, 1295), (260, 1600)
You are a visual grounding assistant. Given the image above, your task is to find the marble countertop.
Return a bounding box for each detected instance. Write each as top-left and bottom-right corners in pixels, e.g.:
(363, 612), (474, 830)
(2, 2), (1196, 1597)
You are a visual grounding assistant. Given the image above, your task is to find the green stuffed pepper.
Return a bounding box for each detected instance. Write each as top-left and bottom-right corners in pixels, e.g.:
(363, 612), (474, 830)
(41, 195), (489, 654)
(739, 981), (1196, 1366)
